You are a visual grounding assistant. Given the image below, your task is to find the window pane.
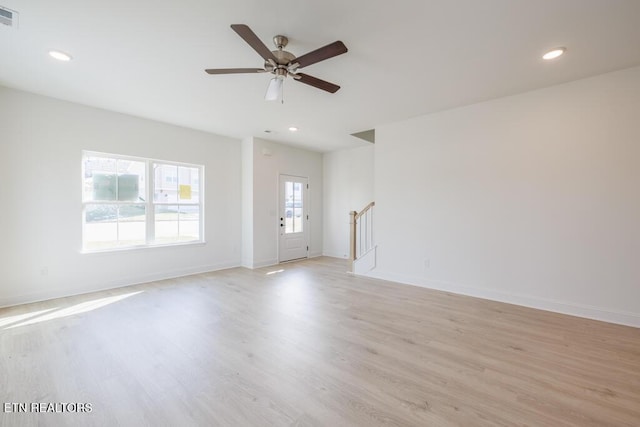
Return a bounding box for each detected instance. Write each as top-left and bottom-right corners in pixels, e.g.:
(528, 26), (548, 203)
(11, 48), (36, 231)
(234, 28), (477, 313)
(83, 204), (146, 250)
(117, 159), (145, 202)
(84, 204), (118, 250)
(155, 205), (179, 243)
(84, 156), (117, 201)
(179, 205), (200, 242)
(178, 166), (199, 203)
(154, 164), (178, 203)
(84, 156), (146, 202)
(154, 205), (200, 244)
(118, 204), (146, 246)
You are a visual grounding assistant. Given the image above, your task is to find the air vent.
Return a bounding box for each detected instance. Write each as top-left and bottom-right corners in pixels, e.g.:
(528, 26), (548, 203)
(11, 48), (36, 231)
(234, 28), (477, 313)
(351, 129), (375, 144)
(0, 6), (18, 28)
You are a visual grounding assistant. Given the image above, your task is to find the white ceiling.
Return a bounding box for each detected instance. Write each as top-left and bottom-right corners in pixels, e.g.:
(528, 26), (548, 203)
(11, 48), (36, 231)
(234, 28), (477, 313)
(1, 0), (640, 152)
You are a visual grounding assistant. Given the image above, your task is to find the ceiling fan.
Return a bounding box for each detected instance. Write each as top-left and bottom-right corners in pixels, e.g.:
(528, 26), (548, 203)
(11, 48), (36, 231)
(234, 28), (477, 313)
(205, 24), (348, 101)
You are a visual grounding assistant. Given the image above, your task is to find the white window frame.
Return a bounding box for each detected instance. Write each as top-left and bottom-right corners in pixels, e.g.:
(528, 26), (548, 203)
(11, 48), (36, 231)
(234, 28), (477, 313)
(82, 151), (205, 252)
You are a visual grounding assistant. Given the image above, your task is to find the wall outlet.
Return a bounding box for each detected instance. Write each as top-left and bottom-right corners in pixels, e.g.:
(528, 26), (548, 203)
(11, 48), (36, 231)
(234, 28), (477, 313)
(40, 267), (49, 276)
(423, 259), (430, 269)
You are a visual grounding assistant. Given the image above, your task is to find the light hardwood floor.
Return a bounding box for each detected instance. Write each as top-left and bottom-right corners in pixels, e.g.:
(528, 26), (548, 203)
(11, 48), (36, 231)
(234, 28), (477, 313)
(1, 257), (639, 426)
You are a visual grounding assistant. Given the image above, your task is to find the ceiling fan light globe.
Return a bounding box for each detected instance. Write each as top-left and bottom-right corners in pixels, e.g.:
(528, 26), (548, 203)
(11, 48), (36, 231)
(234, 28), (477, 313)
(265, 77), (283, 101)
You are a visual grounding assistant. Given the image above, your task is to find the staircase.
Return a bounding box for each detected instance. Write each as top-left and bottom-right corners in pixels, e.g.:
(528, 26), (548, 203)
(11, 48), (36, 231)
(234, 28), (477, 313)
(350, 202), (376, 274)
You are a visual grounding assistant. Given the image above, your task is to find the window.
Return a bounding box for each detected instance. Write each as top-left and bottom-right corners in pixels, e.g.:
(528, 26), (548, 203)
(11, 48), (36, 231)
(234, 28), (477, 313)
(82, 152), (203, 251)
(153, 163), (201, 244)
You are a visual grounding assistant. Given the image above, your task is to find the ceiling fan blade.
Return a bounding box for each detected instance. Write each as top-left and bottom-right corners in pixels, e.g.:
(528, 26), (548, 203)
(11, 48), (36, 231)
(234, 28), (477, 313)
(294, 73), (341, 93)
(205, 68), (265, 74)
(291, 41), (347, 69)
(230, 24), (278, 63)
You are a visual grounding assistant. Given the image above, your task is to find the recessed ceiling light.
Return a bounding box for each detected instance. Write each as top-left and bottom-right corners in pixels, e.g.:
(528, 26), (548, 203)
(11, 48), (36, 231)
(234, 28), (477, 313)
(49, 50), (72, 61)
(288, 127), (298, 132)
(542, 47), (566, 60)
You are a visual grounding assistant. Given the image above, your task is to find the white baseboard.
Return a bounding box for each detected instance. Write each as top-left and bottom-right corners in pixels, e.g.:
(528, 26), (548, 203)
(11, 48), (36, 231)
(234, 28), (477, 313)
(365, 270), (640, 328)
(322, 251), (348, 259)
(0, 261), (240, 309)
(250, 258), (279, 269)
(248, 252), (323, 269)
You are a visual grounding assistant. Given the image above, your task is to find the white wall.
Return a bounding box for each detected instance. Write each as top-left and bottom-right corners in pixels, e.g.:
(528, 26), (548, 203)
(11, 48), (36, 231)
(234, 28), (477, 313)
(372, 67), (640, 326)
(246, 137), (323, 268)
(323, 145), (374, 258)
(0, 86), (242, 307)
(241, 138), (254, 268)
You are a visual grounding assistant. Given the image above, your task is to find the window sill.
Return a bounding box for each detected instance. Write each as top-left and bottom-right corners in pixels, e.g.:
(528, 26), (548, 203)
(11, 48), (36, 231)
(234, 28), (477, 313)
(81, 240), (207, 255)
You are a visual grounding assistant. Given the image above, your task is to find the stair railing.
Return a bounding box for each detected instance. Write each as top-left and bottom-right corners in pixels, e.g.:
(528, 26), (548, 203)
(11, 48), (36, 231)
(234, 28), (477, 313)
(349, 201), (375, 261)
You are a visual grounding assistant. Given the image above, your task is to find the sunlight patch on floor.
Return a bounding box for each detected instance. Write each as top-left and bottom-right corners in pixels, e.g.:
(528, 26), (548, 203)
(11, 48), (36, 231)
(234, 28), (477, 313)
(0, 308), (59, 328)
(3, 291), (144, 330)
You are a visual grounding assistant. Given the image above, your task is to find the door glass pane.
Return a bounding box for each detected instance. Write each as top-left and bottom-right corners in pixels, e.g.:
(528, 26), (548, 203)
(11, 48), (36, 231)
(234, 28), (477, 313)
(293, 208), (303, 232)
(283, 180), (304, 234)
(285, 181), (294, 233)
(293, 182), (303, 233)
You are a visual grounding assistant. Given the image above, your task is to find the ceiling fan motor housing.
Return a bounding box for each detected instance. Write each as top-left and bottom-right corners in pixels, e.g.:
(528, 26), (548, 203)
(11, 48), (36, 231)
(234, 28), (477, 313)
(274, 68), (287, 79)
(264, 48), (296, 73)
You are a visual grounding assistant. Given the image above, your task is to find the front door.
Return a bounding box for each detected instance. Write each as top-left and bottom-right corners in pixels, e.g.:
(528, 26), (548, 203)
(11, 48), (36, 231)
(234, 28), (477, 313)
(279, 175), (308, 262)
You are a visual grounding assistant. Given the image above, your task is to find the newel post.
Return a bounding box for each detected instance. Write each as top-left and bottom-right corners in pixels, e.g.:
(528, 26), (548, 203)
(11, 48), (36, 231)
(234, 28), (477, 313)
(349, 210), (357, 261)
